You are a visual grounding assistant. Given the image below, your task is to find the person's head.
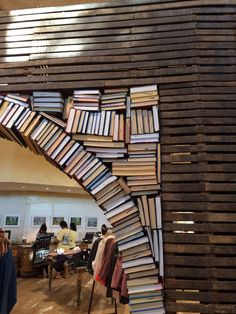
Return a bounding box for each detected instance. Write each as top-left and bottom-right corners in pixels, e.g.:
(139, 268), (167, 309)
(70, 222), (76, 231)
(101, 224), (108, 235)
(39, 223), (47, 233)
(59, 221), (68, 229)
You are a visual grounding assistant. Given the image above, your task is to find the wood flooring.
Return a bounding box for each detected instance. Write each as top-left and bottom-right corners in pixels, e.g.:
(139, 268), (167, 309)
(11, 272), (129, 314)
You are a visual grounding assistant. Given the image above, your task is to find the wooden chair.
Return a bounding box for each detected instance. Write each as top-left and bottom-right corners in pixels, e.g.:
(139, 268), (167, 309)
(32, 234), (52, 276)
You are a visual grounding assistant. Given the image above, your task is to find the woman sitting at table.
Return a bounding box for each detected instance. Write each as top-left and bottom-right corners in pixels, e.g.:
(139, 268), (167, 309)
(69, 222), (77, 249)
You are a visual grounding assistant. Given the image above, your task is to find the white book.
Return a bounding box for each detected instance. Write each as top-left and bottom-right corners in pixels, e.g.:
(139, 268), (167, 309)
(4, 96), (28, 107)
(91, 175), (117, 195)
(98, 110), (106, 135)
(43, 129), (63, 151)
(6, 105), (26, 129)
(113, 113), (119, 141)
(75, 156), (94, 179)
(65, 148), (85, 168)
(33, 97), (64, 103)
(2, 104), (19, 126)
(14, 108), (30, 128)
(86, 147), (127, 153)
(130, 134), (159, 143)
(74, 106), (99, 111)
(91, 112), (97, 135)
(130, 85), (157, 94)
(130, 307), (165, 314)
(155, 196), (162, 229)
(131, 133), (159, 140)
(0, 103), (14, 124)
(96, 153), (124, 158)
(118, 236), (150, 252)
(34, 103), (64, 108)
(106, 200), (135, 219)
(152, 105), (159, 132)
(158, 229), (164, 277)
(16, 110), (32, 131)
(82, 160), (102, 181)
(76, 157), (99, 180)
(104, 195), (131, 212)
(30, 119), (48, 140)
(65, 108), (76, 133)
(33, 91), (62, 97)
(94, 112), (101, 135)
(58, 142), (81, 166)
(128, 283), (163, 294)
(103, 111), (111, 136)
(50, 135), (71, 159)
(81, 111), (89, 134)
(122, 256), (154, 269)
(74, 89), (100, 95)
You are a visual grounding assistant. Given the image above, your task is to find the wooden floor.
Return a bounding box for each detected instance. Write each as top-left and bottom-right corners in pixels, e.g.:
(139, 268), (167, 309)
(12, 272), (129, 314)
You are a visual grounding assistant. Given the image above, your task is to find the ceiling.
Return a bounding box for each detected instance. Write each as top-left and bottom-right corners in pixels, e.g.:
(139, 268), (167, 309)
(0, 0), (109, 11)
(0, 182), (87, 195)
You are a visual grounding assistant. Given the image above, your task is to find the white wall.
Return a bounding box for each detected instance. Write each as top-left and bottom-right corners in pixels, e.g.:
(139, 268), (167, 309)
(0, 192), (109, 243)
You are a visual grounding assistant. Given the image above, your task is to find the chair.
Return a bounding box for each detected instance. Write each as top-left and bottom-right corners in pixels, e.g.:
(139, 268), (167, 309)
(82, 232), (94, 243)
(32, 234), (52, 275)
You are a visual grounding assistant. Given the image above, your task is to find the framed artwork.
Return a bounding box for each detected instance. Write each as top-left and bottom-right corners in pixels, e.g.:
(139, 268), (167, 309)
(70, 217), (82, 228)
(51, 216), (65, 227)
(86, 217), (98, 228)
(4, 215), (20, 227)
(32, 216), (47, 227)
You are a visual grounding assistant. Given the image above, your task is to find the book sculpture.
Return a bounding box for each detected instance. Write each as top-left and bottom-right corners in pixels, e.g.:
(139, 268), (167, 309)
(0, 85), (164, 314)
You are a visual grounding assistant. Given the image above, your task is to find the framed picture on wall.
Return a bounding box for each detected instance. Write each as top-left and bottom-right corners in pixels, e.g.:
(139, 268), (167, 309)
(69, 217), (82, 228)
(4, 215), (20, 227)
(32, 216), (47, 227)
(86, 217), (98, 228)
(51, 216), (65, 227)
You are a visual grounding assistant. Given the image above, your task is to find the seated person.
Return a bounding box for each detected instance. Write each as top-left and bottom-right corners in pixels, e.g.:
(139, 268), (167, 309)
(69, 222), (77, 250)
(33, 223), (51, 278)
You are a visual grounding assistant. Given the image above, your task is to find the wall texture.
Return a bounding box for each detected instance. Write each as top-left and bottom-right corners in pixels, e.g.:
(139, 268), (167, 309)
(0, 192), (109, 242)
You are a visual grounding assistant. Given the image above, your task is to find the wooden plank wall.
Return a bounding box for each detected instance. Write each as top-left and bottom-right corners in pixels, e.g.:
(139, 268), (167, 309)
(0, 1), (235, 313)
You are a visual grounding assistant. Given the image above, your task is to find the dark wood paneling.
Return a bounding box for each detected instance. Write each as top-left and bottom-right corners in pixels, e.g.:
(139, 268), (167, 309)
(0, 1), (235, 313)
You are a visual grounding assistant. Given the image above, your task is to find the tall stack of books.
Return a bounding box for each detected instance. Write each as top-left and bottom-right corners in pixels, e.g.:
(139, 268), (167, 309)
(73, 90), (100, 111)
(0, 85), (164, 314)
(130, 85), (159, 144)
(32, 91), (64, 114)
